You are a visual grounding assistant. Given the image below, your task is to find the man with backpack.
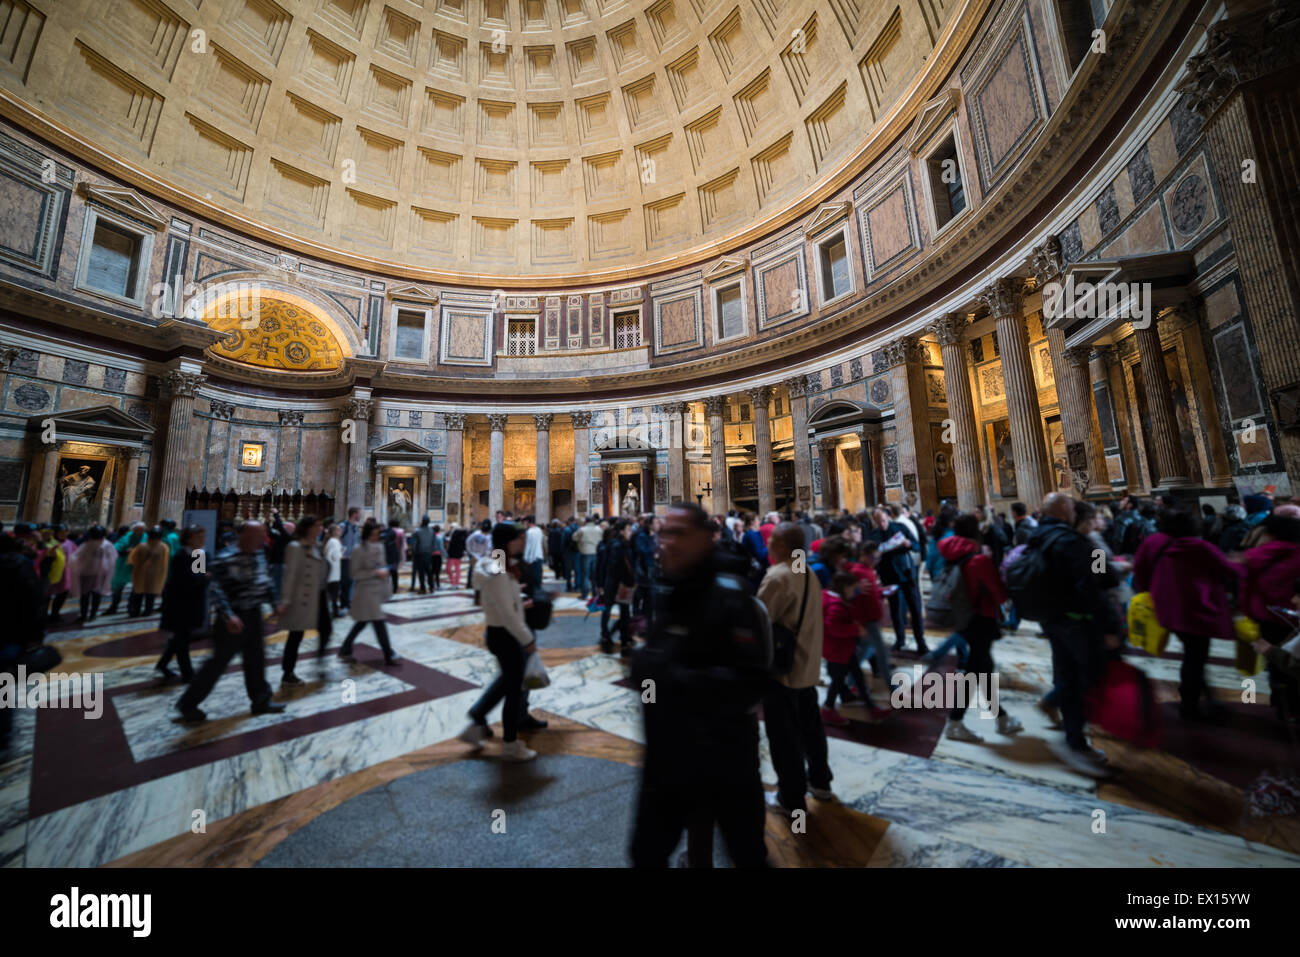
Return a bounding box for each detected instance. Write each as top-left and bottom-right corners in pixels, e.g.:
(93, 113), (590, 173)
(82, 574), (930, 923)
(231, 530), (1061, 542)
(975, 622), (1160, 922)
(1010, 492), (1120, 777)
(930, 515), (1023, 742)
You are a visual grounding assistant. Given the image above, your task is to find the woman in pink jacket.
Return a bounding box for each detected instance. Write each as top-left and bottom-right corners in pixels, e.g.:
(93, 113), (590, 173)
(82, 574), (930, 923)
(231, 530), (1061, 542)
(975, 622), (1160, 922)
(1239, 513), (1300, 720)
(1133, 508), (1241, 722)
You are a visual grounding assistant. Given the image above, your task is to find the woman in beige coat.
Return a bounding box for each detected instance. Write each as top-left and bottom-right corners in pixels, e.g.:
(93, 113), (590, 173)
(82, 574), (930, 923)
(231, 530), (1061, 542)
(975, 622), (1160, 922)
(277, 515), (331, 685)
(337, 519), (400, 666)
(127, 527), (170, 616)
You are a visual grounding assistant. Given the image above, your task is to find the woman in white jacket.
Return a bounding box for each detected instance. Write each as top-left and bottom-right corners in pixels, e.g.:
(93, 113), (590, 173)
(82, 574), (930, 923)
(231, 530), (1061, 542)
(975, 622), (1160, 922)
(324, 523), (343, 617)
(337, 519), (401, 666)
(459, 523), (541, 761)
(277, 516), (331, 685)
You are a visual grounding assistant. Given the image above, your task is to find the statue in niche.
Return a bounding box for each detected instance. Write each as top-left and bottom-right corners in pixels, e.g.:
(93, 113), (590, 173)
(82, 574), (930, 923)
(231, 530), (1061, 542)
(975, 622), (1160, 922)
(389, 480), (412, 527)
(621, 482), (639, 517)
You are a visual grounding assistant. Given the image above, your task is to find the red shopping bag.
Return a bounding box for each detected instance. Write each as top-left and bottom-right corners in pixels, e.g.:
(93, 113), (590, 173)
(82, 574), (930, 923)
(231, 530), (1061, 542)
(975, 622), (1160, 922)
(1085, 658), (1161, 748)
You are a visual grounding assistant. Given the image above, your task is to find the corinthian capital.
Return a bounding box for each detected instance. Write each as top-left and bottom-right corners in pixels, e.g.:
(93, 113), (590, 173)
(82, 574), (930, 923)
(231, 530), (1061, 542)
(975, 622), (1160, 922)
(978, 278), (1026, 321)
(746, 385), (771, 407)
(570, 410), (592, 428)
(928, 313), (969, 347)
(442, 411), (467, 430)
(660, 401), (687, 416)
(209, 400), (235, 420)
(532, 412), (554, 431)
(1062, 345), (1094, 368)
(161, 369), (206, 399)
(342, 397), (373, 422)
(782, 375), (807, 399)
(703, 395), (727, 417)
(1028, 236), (1064, 285)
(1177, 5), (1300, 119)
(487, 413), (509, 431)
(882, 335), (927, 368)
(279, 409), (305, 426)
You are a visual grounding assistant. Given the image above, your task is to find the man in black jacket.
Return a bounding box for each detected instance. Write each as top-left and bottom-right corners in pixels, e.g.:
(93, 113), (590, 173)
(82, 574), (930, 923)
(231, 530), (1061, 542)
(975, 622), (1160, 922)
(1030, 492), (1120, 778)
(868, 508), (929, 655)
(0, 531), (45, 751)
(629, 504), (770, 868)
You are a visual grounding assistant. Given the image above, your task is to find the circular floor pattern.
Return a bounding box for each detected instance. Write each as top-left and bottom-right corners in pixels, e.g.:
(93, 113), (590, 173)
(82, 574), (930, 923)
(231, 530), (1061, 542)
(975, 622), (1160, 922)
(256, 753), (710, 868)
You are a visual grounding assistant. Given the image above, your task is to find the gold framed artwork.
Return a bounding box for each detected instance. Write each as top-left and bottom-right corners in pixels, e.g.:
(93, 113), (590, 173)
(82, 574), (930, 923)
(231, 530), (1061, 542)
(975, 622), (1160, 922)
(239, 441), (265, 471)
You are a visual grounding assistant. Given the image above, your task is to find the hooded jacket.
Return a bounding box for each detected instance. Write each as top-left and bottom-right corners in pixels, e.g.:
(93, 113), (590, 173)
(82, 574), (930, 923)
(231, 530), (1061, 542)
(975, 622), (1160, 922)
(1132, 532), (1239, 636)
(1239, 540), (1300, 624)
(937, 535), (1006, 620)
(821, 590), (859, 664)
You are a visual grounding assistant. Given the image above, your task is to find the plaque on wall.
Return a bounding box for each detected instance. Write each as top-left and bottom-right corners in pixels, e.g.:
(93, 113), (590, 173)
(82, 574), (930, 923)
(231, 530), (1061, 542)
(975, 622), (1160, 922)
(1066, 441), (1088, 471)
(447, 501), (458, 518)
(903, 473), (918, 493)
(577, 499), (588, 514)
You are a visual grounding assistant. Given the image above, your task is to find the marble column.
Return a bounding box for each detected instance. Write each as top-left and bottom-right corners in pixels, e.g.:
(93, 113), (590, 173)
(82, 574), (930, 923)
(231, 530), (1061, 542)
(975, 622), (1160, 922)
(207, 399), (235, 490)
(818, 438), (838, 511)
(748, 385), (774, 516)
(1059, 344), (1111, 497)
(533, 413), (553, 523)
(784, 377), (813, 512)
(444, 412), (466, 524)
(115, 447), (141, 527)
(856, 425), (878, 508)
(156, 368), (207, 522)
(33, 441), (61, 521)
(1180, 9), (1300, 486)
(278, 409), (304, 494)
(571, 410), (592, 517)
(1096, 345), (1140, 493)
(980, 278), (1051, 507)
(661, 402), (688, 504)
(882, 334), (936, 512)
(487, 413), (507, 517)
(373, 464), (386, 522)
(704, 395), (729, 515)
(341, 394), (372, 512)
(929, 312), (985, 510)
(1134, 319), (1191, 489)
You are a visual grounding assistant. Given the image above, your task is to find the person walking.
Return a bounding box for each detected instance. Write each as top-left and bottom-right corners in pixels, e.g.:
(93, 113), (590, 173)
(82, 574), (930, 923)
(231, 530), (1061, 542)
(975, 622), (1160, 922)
(127, 527), (169, 617)
(629, 503), (771, 868)
(1239, 513), (1300, 720)
(278, 516), (332, 686)
(43, 525), (74, 623)
(523, 515), (545, 593)
(445, 522), (467, 588)
(760, 521), (833, 815)
(381, 518), (405, 595)
(574, 516), (602, 599)
(821, 571), (885, 725)
(324, 523), (343, 617)
(603, 519), (637, 655)
(429, 524), (445, 591)
(157, 524), (210, 683)
(939, 514), (1023, 742)
(868, 507), (928, 655)
(338, 507), (362, 612)
(107, 523), (144, 615)
(337, 519), (401, 666)
(458, 523), (542, 761)
(465, 520), (491, 596)
(69, 525), (115, 625)
(175, 522), (286, 722)
(410, 516), (435, 594)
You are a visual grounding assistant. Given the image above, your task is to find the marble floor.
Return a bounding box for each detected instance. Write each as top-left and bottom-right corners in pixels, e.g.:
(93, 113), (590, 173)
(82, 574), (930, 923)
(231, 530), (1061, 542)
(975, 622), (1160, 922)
(4, 567), (1299, 868)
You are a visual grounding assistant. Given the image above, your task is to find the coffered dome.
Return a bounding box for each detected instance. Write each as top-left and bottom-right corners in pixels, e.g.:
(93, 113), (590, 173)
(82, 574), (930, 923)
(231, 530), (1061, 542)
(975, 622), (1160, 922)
(0, 0), (957, 280)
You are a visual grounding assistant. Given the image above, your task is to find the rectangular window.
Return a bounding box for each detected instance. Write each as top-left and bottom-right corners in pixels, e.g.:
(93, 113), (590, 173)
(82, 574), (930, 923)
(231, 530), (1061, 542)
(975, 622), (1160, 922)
(926, 134), (966, 230)
(613, 311), (641, 348)
(715, 283), (745, 340)
(86, 221), (141, 298)
(507, 317), (536, 356)
(393, 309), (426, 360)
(819, 234), (850, 301)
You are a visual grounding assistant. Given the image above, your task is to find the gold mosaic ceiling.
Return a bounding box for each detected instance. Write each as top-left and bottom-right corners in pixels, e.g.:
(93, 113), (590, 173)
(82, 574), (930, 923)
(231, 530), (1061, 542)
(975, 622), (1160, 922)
(1, 0), (955, 277)
(207, 295), (345, 371)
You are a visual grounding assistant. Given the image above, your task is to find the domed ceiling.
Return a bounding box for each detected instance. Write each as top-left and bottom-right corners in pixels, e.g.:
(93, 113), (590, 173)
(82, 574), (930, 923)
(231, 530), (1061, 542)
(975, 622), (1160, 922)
(0, 0), (955, 279)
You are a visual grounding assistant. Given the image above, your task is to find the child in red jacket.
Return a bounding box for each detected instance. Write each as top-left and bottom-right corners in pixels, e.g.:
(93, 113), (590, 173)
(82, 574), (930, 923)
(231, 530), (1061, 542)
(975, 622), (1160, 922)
(845, 541), (893, 687)
(822, 571), (891, 725)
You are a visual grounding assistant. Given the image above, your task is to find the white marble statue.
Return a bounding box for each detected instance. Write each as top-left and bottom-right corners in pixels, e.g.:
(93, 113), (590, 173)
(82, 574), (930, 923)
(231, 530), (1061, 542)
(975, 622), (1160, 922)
(621, 483), (639, 517)
(390, 482), (412, 525)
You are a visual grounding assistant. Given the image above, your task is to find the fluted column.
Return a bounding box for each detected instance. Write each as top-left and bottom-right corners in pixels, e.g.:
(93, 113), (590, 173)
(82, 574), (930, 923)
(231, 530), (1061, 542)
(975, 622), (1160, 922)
(374, 464), (386, 522)
(278, 409), (304, 494)
(487, 413), (507, 517)
(115, 447), (141, 527)
(661, 401), (688, 504)
(818, 437), (838, 511)
(704, 395), (728, 515)
(444, 412), (466, 524)
(533, 413), (553, 523)
(980, 279), (1050, 507)
(32, 440), (61, 521)
(156, 367), (207, 521)
(1134, 317), (1191, 489)
(571, 410), (592, 517)
(1095, 345), (1140, 492)
(929, 312), (985, 510)
(1180, 6), (1300, 486)
(748, 385), (774, 515)
(341, 394), (372, 512)
(1059, 344), (1111, 497)
(883, 334), (936, 512)
(782, 377), (813, 513)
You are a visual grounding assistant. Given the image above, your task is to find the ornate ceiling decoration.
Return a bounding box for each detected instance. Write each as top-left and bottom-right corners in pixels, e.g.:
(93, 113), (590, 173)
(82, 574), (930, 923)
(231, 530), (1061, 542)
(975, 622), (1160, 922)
(207, 296), (345, 372)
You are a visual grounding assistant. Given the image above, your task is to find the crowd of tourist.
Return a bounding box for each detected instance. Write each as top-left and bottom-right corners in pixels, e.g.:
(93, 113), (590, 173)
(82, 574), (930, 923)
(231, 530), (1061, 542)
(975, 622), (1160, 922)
(4, 485), (1300, 866)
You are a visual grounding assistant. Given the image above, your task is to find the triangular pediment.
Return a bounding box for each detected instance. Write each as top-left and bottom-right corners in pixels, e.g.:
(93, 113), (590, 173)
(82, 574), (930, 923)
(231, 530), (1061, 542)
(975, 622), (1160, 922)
(76, 183), (166, 230)
(803, 202), (851, 238)
(703, 256), (748, 282)
(907, 89), (962, 155)
(386, 284), (440, 304)
(373, 438), (432, 455)
(26, 405), (154, 445)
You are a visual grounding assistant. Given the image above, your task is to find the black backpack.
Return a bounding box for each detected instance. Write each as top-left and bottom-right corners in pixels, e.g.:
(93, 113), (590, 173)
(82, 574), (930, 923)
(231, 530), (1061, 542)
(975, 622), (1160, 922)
(925, 552), (975, 631)
(771, 571), (810, 674)
(1005, 527), (1073, 622)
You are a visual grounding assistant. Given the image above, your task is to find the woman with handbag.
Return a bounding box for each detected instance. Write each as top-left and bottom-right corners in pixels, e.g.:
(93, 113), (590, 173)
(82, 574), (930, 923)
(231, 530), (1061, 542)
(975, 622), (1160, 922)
(337, 520), (401, 666)
(458, 522), (544, 761)
(156, 525), (211, 683)
(278, 516), (333, 685)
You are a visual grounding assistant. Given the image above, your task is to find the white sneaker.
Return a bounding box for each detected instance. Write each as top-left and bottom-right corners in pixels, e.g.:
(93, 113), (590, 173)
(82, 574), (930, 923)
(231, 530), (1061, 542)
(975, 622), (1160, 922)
(808, 786), (836, 802)
(458, 722), (488, 750)
(501, 739), (537, 762)
(1050, 740), (1114, 778)
(946, 719), (984, 743)
(996, 712), (1024, 735)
